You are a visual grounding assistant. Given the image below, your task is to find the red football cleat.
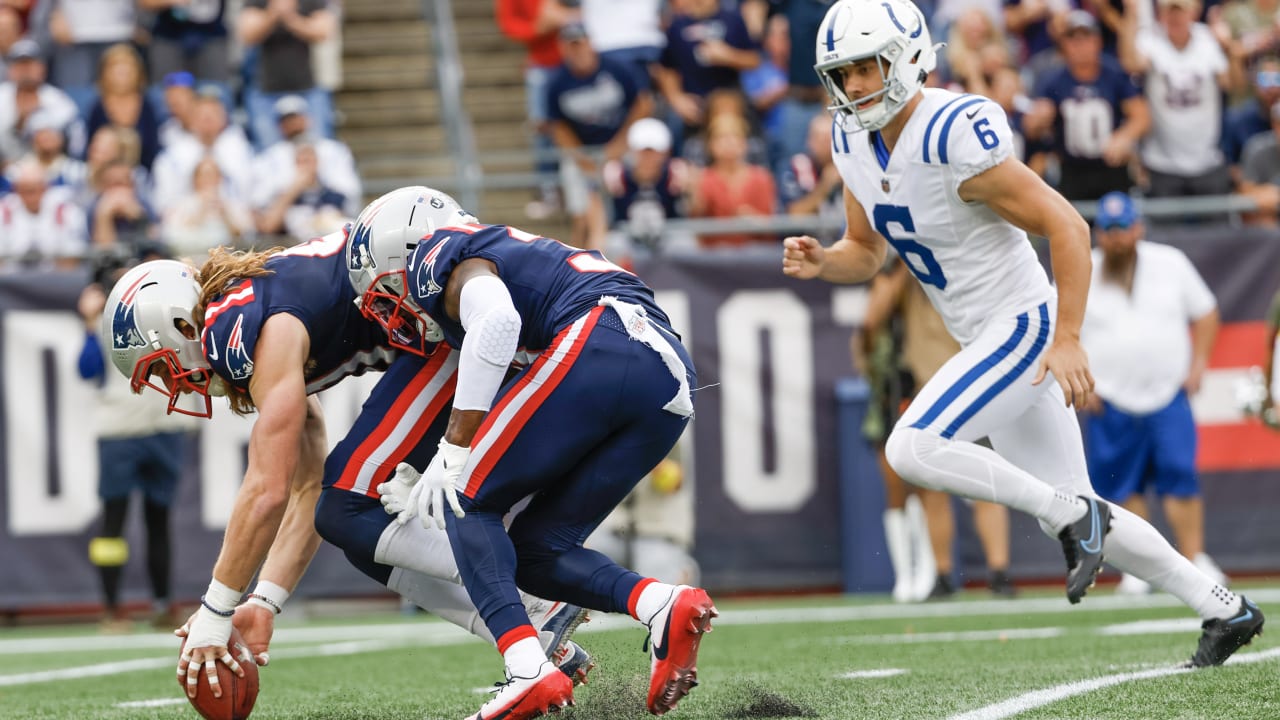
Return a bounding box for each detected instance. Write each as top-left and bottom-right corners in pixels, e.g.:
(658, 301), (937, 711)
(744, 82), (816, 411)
(468, 660), (573, 720)
(644, 586), (718, 716)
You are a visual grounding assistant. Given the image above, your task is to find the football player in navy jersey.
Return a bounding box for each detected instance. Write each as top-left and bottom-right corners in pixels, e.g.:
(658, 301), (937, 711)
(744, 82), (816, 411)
(101, 202), (593, 703)
(348, 186), (715, 720)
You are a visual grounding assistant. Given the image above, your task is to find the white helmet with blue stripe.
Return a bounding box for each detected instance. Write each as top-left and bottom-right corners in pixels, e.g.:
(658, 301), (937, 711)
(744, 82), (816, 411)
(814, 0), (938, 132)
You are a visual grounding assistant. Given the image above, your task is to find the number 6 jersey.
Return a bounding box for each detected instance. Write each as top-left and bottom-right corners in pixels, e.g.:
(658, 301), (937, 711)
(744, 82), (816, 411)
(831, 88), (1054, 346)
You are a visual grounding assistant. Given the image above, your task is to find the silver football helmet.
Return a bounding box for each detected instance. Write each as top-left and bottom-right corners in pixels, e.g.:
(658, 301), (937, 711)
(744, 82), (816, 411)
(346, 186), (474, 355)
(100, 259), (218, 417)
(815, 0), (939, 131)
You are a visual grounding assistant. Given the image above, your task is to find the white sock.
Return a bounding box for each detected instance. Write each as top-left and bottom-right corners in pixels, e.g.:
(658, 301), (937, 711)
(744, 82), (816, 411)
(883, 508), (913, 602)
(1099, 504), (1238, 621)
(387, 567), (493, 643)
(886, 428), (1086, 531)
(504, 637), (549, 678)
(635, 582), (679, 625)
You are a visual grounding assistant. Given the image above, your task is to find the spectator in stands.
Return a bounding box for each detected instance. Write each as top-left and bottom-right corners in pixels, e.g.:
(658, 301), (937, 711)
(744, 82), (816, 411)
(0, 6), (20, 77)
(1003, 0), (1066, 69)
(151, 91), (252, 213)
(942, 7), (1012, 97)
(18, 110), (84, 190)
(740, 0), (836, 160)
(0, 158), (86, 269)
(77, 271), (194, 632)
(89, 158), (159, 252)
(1224, 56), (1280, 169)
(1025, 11), (1149, 200)
(1237, 101), (1280, 223)
(988, 66), (1042, 169)
(679, 88), (772, 168)
(43, 0), (136, 115)
(157, 71), (197, 148)
(654, 0), (759, 150)
(1215, 0), (1279, 67)
(688, 113), (776, 248)
(250, 94), (359, 220)
(546, 20), (650, 250)
(1080, 192), (1228, 594)
(82, 124), (141, 206)
(1118, 0), (1242, 197)
(163, 155), (251, 263)
(497, 0), (577, 220)
(254, 141), (347, 241)
(139, 0), (231, 111)
(0, 38), (84, 162)
(237, 0), (337, 149)
(581, 0), (663, 91)
(86, 44), (162, 171)
(779, 110), (842, 240)
(740, 13), (790, 164)
(602, 117), (691, 259)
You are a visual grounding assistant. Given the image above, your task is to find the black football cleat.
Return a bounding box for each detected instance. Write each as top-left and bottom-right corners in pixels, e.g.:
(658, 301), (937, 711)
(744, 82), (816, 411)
(1187, 596), (1265, 668)
(1058, 496), (1111, 604)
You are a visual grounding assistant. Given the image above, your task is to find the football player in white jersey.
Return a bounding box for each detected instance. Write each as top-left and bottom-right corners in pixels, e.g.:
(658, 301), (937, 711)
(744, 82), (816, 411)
(783, 0), (1262, 667)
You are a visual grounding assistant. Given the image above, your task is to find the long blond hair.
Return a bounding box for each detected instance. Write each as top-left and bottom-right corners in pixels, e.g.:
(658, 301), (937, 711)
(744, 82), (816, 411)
(196, 246), (283, 415)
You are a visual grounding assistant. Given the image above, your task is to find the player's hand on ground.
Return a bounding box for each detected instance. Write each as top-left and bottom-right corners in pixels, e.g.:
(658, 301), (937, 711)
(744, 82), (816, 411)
(378, 462), (421, 522)
(1034, 336), (1094, 408)
(418, 440), (469, 530)
(177, 606), (244, 699)
(233, 604), (275, 667)
(783, 236), (825, 280)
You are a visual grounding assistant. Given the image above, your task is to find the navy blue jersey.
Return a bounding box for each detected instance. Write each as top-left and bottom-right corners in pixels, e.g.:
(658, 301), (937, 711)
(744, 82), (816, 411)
(546, 56), (641, 147)
(661, 9), (757, 96)
(1033, 56), (1139, 167)
(404, 224), (666, 352)
(200, 230), (396, 395)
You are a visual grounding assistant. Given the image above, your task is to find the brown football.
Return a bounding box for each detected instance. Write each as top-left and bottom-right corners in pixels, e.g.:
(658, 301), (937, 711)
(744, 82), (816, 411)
(177, 628), (260, 720)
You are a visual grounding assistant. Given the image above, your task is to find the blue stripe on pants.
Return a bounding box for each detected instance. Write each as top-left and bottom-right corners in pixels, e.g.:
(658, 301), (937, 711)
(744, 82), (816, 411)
(941, 303), (1050, 438)
(910, 310), (1031, 433)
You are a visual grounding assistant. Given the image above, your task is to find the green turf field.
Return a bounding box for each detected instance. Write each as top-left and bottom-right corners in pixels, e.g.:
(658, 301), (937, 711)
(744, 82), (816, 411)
(2, 584), (1276, 720)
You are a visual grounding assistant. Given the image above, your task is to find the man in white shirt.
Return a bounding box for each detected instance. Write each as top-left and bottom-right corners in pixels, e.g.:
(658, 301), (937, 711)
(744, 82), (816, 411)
(1081, 192), (1226, 593)
(0, 39), (85, 162)
(1118, 0), (1242, 196)
(151, 92), (253, 214)
(0, 158), (87, 270)
(249, 94), (361, 227)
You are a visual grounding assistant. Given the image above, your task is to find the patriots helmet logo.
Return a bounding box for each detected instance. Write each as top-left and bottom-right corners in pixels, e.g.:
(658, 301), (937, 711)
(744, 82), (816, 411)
(111, 273), (150, 351)
(348, 219), (373, 272)
(412, 236), (451, 298)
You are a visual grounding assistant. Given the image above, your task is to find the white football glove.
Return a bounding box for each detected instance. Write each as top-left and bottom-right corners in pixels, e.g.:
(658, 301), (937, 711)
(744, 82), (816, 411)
(417, 439), (469, 530)
(378, 462), (422, 523)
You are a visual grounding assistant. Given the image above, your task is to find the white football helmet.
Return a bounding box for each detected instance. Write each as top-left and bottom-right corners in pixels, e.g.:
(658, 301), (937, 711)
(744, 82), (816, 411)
(815, 0), (939, 132)
(101, 259), (219, 418)
(346, 186), (475, 355)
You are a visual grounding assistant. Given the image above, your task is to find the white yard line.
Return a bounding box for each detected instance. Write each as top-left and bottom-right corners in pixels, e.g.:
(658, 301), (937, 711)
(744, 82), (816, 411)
(838, 668), (909, 679)
(818, 627), (1065, 646)
(946, 647), (1280, 720)
(114, 698), (187, 709)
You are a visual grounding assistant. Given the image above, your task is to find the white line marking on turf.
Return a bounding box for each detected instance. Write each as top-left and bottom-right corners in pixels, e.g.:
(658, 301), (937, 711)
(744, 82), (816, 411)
(115, 698), (187, 708)
(819, 628), (1064, 646)
(946, 646), (1280, 720)
(838, 668), (908, 679)
(0, 639), (419, 687)
(1097, 618), (1202, 635)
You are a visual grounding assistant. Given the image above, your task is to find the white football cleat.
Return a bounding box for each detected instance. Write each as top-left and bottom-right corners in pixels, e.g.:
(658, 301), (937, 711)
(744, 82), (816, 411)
(468, 660), (573, 720)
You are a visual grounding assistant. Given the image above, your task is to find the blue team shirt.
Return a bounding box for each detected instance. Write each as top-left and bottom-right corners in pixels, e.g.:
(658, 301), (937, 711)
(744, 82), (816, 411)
(1033, 56), (1139, 165)
(661, 10), (757, 97)
(403, 224), (666, 352)
(546, 57), (641, 147)
(200, 232), (397, 395)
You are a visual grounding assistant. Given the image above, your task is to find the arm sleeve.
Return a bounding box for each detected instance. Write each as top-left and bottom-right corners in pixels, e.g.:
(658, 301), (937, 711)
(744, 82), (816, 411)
(454, 275), (522, 411)
(78, 330), (105, 383)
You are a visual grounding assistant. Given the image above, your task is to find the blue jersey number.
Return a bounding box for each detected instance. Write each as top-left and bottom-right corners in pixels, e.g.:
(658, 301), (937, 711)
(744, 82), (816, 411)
(872, 204), (947, 290)
(974, 118), (999, 149)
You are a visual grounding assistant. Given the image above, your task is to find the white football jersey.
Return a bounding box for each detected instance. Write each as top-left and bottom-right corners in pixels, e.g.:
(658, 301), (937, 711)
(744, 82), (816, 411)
(831, 88), (1054, 345)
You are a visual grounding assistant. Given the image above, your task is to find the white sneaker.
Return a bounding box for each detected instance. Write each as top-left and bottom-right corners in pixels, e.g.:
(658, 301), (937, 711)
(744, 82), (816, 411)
(1115, 573), (1151, 595)
(1194, 553), (1229, 587)
(467, 661), (573, 720)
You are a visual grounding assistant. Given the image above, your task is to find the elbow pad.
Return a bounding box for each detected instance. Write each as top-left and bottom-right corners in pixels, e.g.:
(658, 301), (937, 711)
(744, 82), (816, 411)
(455, 275), (521, 411)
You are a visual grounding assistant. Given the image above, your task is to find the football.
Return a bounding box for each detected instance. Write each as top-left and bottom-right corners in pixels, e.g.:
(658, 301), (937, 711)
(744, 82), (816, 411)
(177, 628), (260, 720)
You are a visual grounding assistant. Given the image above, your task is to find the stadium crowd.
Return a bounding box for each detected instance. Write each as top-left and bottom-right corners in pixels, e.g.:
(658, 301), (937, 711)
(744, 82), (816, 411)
(500, 0), (1280, 255)
(0, 0), (357, 274)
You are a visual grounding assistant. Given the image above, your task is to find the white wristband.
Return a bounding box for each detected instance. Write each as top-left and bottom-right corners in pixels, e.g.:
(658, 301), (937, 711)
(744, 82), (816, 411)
(246, 580), (290, 615)
(203, 578), (244, 616)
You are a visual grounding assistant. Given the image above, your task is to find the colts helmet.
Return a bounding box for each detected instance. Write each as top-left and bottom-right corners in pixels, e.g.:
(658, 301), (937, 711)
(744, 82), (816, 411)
(346, 186), (474, 355)
(815, 0), (939, 131)
(101, 259), (219, 418)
